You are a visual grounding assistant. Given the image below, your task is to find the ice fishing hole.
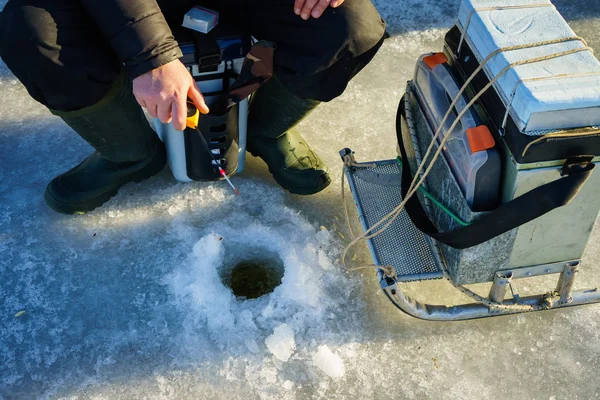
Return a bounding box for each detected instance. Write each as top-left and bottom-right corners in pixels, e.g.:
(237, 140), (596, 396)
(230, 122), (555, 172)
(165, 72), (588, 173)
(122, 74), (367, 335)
(220, 247), (285, 299)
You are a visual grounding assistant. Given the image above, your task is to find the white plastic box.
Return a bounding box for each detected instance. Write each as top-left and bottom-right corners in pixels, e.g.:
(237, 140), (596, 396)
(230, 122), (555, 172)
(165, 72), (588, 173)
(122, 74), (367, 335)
(457, 0), (600, 133)
(182, 6), (219, 34)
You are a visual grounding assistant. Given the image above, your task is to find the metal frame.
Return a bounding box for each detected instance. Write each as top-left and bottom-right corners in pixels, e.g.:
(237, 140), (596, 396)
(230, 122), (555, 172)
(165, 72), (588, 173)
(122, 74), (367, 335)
(341, 150), (443, 283)
(380, 261), (600, 321)
(341, 149), (600, 321)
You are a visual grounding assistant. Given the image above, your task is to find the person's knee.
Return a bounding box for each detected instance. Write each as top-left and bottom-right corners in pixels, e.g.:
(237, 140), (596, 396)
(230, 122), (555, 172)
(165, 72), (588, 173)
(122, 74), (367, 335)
(0, 2), (54, 72)
(0, 3), (65, 104)
(322, 0), (385, 56)
(279, 0), (385, 102)
(0, 0), (120, 110)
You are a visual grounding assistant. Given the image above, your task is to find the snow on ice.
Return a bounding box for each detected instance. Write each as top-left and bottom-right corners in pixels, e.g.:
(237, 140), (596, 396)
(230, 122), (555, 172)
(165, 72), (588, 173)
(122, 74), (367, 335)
(2, 0), (600, 399)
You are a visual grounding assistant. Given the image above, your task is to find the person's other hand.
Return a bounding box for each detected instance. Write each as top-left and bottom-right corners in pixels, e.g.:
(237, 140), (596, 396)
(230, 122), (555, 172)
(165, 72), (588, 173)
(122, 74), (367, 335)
(294, 0), (344, 20)
(133, 59), (209, 131)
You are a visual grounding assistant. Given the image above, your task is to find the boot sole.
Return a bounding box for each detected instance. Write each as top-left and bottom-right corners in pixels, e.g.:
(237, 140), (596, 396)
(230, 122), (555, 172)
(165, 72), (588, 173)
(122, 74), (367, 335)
(271, 167), (332, 195)
(249, 149), (332, 195)
(44, 153), (166, 215)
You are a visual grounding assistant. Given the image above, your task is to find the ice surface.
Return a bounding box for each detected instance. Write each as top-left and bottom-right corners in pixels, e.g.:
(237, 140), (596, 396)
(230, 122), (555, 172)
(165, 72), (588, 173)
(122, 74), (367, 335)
(312, 346), (345, 379)
(265, 324), (296, 362)
(1, 0), (600, 399)
(458, 0), (600, 131)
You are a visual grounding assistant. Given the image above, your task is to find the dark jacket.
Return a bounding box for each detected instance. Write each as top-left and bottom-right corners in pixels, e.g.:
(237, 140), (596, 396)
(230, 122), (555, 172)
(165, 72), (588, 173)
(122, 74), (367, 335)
(81, 0), (181, 79)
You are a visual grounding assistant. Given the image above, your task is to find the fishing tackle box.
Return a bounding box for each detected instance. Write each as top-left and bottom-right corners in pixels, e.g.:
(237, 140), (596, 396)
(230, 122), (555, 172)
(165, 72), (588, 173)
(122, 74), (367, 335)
(340, 0), (600, 320)
(411, 53), (501, 211)
(154, 26), (252, 182)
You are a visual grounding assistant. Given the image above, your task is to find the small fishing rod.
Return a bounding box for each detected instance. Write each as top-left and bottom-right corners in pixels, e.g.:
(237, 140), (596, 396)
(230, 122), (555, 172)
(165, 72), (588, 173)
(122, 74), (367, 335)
(185, 101), (240, 195)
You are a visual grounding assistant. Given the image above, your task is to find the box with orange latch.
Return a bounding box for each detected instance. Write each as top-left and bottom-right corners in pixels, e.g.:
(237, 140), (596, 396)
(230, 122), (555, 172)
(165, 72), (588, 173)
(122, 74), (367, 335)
(411, 52), (501, 211)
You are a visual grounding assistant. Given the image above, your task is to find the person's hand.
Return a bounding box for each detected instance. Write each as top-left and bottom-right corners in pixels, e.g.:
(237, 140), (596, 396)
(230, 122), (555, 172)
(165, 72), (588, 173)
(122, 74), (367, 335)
(133, 59), (209, 131)
(294, 0), (344, 20)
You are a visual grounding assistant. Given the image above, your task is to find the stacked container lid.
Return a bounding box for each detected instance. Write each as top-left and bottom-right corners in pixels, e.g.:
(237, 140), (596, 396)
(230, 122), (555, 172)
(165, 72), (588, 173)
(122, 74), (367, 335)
(456, 0), (600, 134)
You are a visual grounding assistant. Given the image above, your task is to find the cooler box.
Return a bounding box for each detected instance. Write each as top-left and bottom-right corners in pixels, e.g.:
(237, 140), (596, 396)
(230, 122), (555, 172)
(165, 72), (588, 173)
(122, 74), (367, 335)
(154, 26), (252, 182)
(455, 0), (600, 134)
(445, 0), (600, 164)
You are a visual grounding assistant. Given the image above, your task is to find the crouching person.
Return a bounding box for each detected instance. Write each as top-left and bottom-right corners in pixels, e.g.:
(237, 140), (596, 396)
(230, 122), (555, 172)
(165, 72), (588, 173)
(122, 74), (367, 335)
(0, 0), (385, 214)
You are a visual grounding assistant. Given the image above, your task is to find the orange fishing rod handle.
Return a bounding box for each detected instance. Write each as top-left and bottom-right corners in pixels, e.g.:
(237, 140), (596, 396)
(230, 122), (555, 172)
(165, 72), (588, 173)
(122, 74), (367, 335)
(186, 101), (200, 129)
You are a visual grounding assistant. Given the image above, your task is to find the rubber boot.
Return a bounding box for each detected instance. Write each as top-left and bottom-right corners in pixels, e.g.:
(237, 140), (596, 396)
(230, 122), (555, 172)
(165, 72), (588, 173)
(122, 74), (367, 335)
(44, 72), (166, 214)
(247, 76), (331, 195)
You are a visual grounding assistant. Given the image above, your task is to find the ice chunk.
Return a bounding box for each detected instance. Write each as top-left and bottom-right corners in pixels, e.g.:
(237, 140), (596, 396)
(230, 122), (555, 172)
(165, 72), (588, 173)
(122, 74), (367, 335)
(282, 380), (294, 390)
(312, 345), (346, 378)
(265, 324), (296, 362)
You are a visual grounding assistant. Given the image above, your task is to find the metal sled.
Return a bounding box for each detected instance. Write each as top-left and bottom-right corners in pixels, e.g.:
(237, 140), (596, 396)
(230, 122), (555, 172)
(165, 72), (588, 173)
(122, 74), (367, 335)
(341, 149), (600, 320)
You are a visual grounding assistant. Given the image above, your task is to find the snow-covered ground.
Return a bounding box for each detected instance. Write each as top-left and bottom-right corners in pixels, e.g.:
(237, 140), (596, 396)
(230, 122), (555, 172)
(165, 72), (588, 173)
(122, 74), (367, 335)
(1, 1), (600, 399)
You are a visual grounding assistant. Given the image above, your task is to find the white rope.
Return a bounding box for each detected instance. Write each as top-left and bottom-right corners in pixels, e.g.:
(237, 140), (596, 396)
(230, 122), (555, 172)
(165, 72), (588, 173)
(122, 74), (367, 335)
(347, 264), (385, 272)
(502, 71), (600, 132)
(522, 127), (600, 158)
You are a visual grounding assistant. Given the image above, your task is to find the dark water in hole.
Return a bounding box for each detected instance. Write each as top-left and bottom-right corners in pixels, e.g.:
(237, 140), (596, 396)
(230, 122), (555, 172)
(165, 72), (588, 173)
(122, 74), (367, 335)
(228, 260), (284, 299)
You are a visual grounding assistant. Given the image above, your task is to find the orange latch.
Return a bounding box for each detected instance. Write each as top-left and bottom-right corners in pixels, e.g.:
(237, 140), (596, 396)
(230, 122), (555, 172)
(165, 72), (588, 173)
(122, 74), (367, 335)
(424, 52), (449, 69)
(467, 125), (495, 153)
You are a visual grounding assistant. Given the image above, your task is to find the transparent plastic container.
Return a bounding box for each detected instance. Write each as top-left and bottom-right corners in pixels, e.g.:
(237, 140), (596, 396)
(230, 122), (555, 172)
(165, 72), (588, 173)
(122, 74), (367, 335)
(412, 53), (500, 211)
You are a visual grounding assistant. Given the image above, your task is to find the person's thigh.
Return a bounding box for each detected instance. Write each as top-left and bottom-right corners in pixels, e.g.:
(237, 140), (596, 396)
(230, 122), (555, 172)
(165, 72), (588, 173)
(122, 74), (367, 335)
(0, 0), (121, 111)
(245, 0), (386, 101)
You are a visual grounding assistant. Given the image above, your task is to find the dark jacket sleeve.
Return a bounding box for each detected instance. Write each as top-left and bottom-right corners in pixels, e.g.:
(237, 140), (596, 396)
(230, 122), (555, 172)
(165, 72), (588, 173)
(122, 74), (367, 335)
(80, 0), (182, 79)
